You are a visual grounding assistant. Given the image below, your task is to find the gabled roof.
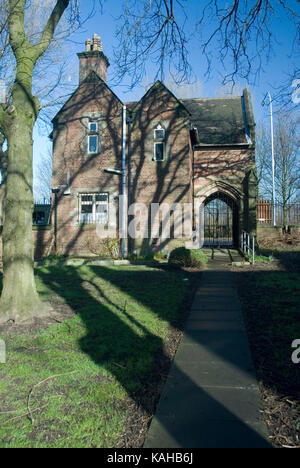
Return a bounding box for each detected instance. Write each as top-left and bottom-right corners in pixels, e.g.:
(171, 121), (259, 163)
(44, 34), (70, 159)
(51, 69), (254, 147)
(127, 82), (254, 146)
(130, 80), (191, 116)
(52, 71), (123, 124)
(181, 93), (253, 146)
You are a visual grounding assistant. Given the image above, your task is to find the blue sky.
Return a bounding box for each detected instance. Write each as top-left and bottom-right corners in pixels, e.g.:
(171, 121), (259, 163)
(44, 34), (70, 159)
(33, 0), (300, 199)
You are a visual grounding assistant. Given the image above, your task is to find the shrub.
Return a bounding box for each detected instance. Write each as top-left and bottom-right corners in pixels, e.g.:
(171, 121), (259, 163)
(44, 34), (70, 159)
(100, 238), (121, 258)
(168, 247), (208, 268)
(86, 234), (121, 258)
(189, 249), (208, 267)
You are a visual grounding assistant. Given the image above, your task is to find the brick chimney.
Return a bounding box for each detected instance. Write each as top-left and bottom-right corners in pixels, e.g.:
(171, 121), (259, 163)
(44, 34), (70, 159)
(77, 34), (110, 83)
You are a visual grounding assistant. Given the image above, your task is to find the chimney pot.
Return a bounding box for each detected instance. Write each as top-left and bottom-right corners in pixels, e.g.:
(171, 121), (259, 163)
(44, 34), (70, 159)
(77, 34), (109, 83)
(85, 39), (92, 51)
(92, 33), (102, 52)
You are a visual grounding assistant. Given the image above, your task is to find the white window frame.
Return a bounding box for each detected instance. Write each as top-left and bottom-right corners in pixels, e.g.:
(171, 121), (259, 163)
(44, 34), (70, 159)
(89, 121), (98, 133)
(88, 120), (99, 154)
(154, 124), (165, 140)
(80, 193), (109, 224)
(153, 142), (165, 161)
(88, 134), (98, 154)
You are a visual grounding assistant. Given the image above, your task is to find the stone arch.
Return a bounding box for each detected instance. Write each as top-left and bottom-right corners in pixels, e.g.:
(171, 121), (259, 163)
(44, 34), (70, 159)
(195, 181), (242, 247)
(195, 180), (242, 205)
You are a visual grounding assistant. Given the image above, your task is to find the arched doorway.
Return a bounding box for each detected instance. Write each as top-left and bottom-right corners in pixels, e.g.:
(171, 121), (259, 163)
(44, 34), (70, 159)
(203, 191), (239, 247)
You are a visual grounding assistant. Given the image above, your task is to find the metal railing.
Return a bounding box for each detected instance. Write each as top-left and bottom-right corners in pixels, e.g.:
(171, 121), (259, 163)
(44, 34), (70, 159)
(240, 230), (255, 264)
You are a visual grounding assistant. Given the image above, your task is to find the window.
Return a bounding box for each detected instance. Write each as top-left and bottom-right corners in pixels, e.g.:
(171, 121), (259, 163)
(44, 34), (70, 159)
(95, 193), (109, 223)
(80, 193), (108, 224)
(80, 194), (93, 223)
(88, 135), (98, 153)
(154, 142), (164, 161)
(88, 120), (98, 154)
(153, 124), (165, 161)
(89, 122), (98, 132)
(154, 124), (165, 140)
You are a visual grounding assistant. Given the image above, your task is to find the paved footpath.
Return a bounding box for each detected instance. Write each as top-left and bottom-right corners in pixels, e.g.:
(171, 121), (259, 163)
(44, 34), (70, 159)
(144, 249), (271, 448)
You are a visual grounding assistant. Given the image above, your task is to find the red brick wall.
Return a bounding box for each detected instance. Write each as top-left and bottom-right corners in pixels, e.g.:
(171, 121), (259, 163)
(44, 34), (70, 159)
(193, 147), (254, 196)
(50, 79), (255, 256)
(127, 83), (192, 253)
(33, 228), (53, 259)
(51, 80), (193, 256)
(51, 77), (123, 256)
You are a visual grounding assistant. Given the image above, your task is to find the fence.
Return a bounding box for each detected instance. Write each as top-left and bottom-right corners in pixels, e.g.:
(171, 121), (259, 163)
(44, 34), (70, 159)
(34, 198), (52, 206)
(257, 200), (300, 226)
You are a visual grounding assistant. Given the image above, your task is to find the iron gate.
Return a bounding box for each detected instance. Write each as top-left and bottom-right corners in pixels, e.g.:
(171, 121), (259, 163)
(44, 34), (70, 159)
(203, 192), (237, 246)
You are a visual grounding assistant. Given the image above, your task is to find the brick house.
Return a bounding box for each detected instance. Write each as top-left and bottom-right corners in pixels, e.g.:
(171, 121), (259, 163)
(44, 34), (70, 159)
(48, 34), (257, 258)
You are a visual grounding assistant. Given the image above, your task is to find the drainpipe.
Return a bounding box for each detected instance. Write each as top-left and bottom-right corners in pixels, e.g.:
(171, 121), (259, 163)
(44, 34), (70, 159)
(104, 106), (127, 258)
(121, 105), (127, 258)
(126, 114), (133, 255)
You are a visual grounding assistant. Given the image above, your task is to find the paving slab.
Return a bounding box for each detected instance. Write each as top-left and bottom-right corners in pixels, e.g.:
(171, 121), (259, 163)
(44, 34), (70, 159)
(144, 249), (271, 448)
(174, 336), (254, 370)
(169, 360), (258, 389)
(185, 319), (244, 331)
(187, 309), (242, 320)
(149, 383), (263, 423)
(144, 417), (269, 449)
(191, 300), (241, 311)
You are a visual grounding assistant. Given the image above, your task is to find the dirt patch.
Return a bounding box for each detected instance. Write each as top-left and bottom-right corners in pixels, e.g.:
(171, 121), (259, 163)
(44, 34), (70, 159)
(0, 301), (75, 336)
(27, 420), (67, 446)
(234, 254), (300, 449)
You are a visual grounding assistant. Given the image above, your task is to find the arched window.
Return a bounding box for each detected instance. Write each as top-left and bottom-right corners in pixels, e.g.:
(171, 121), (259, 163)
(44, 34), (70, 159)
(153, 124), (165, 161)
(88, 121), (98, 154)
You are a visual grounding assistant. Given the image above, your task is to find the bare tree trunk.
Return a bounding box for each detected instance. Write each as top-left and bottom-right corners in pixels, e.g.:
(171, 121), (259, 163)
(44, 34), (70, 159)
(0, 0), (71, 324)
(0, 101), (48, 323)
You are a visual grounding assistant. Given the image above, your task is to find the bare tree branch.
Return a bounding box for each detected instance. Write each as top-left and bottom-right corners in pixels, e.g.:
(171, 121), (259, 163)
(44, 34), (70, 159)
(256, 113), (300, 204)
(196, 0), (300, 104)
(113, 0), (300, 104)
(33, 0), (71, 61)
(113, 0), (191, 87)
(8, 0), (33, 58)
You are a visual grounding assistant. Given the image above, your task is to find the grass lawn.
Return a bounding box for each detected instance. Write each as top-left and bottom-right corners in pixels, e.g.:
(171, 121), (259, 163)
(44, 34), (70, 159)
(0, 264), (200, 448)
(234, 247), (300, 447)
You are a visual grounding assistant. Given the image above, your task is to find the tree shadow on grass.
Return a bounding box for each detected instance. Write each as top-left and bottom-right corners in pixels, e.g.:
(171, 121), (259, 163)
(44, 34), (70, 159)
(33, 264), (271, 447)
(36, 265), (192, 391)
